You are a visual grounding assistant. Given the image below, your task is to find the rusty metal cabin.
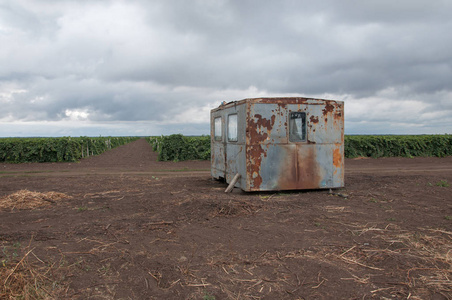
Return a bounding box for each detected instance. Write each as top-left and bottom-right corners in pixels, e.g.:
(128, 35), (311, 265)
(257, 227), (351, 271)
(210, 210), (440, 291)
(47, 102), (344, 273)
(210, 97), (344, 192)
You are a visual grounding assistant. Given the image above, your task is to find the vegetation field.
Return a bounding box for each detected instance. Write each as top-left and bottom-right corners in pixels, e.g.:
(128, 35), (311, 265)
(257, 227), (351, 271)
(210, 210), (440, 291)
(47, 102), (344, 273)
(149, 134), (452, 161)
(0, 135), (450, 164)
(0, 136), (139, 163)
(344, 135), (452, 158)
(147, 135), (210, 162)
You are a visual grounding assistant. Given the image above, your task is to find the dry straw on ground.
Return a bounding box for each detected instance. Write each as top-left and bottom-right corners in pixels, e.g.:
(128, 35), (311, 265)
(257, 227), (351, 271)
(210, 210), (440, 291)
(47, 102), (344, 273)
(0, 190), (71, 211)
(1, 245), (66, 299)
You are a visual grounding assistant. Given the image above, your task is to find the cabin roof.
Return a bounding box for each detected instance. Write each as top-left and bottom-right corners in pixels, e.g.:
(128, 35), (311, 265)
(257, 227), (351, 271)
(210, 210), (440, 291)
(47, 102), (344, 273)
(211, 97), (342, 113)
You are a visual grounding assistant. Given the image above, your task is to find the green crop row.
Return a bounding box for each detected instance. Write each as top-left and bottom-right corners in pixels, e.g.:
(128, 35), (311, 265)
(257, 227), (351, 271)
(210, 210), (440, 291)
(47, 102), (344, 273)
(344, 135), (452, 158)
(147, 134), (210, 161)
(0, 136), (139, 163)
(149, 134), (452, 161)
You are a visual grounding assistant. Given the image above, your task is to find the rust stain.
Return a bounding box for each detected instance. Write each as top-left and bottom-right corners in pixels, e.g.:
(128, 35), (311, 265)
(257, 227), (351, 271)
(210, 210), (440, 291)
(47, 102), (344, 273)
(276, 147), (298, 190)
(249, 114), (269, 143)
(309, 115), (319, 124)
(277, 146), (322, 190)
(297, 146), (322, 189)
(253, 114), (275, 131)
(255, 98), (305, 105)
(247, 114), (276, 144)
(247, 108), (277, 189)
(333, 147), (342, 168)
(322, 101), (335, 116)
(247, 146), (264, 188)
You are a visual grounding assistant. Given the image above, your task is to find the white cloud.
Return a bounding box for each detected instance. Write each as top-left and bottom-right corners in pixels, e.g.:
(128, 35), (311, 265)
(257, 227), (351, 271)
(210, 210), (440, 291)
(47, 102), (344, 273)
(64, 108), (89, 121)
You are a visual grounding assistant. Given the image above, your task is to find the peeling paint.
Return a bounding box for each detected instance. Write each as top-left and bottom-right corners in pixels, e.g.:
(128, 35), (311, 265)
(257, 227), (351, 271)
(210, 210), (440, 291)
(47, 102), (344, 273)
(322, 101), (335, 116)
(310, 115), (319, 124)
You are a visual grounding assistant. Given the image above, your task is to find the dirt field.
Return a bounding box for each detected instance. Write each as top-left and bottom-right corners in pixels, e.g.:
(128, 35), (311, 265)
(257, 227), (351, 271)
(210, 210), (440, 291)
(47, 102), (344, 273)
(1, 138), (451, 299)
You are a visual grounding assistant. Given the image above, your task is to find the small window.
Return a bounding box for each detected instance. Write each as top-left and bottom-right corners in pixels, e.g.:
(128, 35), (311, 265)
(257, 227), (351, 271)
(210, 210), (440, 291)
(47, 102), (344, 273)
(228, 114), (238, 142)
(214, 117), (222, 141)
(289, 112), (306, 142)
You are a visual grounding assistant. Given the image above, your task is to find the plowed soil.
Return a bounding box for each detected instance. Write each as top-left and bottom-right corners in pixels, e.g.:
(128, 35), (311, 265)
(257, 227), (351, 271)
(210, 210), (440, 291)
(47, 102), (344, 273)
(1, 138), (451, 299)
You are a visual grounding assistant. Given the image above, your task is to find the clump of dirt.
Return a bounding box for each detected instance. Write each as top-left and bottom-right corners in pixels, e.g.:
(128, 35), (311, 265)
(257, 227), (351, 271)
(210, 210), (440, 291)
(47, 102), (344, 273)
(0, 190), (71, 211)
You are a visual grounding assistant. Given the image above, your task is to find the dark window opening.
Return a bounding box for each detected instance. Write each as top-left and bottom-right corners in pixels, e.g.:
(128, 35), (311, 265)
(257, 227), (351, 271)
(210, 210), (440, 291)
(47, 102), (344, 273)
(289, 112), (306, 142)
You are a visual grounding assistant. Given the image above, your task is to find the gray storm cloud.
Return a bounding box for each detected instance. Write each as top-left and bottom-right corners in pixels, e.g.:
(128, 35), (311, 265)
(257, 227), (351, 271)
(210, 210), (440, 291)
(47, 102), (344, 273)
(0, 0), (451, 136)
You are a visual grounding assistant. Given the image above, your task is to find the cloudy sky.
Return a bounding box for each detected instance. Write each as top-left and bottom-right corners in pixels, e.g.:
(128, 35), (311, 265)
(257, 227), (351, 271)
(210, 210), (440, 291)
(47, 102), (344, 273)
(1, 0), (451, 137)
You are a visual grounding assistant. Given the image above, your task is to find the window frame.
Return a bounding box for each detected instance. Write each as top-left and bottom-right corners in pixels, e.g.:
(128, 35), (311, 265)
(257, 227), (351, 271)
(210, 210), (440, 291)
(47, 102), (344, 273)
(288, 111), (307, 142)
(214, 117), (222, 141)
(227, 113), (238, 142)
